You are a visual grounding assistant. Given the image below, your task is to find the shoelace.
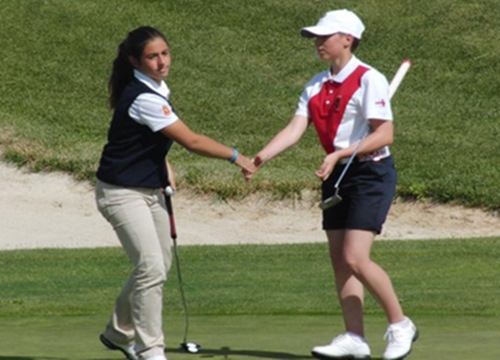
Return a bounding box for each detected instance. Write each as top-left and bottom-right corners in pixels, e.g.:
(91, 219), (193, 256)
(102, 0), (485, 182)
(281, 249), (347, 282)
(384, 328), (405, 345)
(331, 333), (349, 345)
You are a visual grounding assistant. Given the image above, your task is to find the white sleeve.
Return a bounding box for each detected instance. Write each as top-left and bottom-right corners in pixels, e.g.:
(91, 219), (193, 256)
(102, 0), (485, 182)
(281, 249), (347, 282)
(361, 70), (393, 121)
(129, 93), (179, 132)
(294, 88), (310, 118)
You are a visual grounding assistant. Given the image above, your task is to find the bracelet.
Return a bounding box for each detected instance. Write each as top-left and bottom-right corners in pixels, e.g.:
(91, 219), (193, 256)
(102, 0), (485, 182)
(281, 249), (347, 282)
(229, 147), (238, 163)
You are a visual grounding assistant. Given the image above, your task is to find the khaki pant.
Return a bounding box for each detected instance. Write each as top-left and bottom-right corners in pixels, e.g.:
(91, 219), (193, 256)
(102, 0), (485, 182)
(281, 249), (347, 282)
(95, 180), (172, 358)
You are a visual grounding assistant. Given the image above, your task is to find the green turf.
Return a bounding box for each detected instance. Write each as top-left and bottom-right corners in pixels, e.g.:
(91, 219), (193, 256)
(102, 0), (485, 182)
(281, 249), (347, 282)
(1, 239), (499, 318)
(0, 240), (499, 358)
(1, 4), (498, 359)
(1, 0), (500, 208)
(0, 315), (498, 359)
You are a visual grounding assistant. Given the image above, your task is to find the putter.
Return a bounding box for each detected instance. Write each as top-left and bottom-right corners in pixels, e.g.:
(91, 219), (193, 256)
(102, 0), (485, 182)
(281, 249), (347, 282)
(164, 186), (201, 354)
(318, 137), (365, 210)
(318, 59), (412, 210)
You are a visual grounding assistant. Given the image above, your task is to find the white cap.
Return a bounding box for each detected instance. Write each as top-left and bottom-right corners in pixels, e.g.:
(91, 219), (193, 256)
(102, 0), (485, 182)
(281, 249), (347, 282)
(301, 9), (365, 39)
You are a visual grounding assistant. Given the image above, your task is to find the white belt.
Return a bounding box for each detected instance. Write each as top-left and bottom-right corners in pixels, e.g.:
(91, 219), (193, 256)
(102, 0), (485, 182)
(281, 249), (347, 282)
(338, 147), (390, 165)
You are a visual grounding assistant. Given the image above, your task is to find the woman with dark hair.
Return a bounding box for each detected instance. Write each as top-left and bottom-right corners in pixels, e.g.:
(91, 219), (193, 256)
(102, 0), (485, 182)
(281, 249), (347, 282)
(96, 26), (256, 360)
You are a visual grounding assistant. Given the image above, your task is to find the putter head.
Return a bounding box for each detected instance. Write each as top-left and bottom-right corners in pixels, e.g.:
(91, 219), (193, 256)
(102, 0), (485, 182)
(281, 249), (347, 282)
(318, 194), (342, 210)
(180, 342), (201, 354)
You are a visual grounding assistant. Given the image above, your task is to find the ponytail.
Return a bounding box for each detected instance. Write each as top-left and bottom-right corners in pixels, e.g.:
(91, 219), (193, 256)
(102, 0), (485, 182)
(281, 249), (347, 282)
(108, 26), (168, 109)
(108, 42), (134, 108)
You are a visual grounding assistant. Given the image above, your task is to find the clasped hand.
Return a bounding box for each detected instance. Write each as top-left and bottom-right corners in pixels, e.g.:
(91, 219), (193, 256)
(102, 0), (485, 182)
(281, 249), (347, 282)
(243, 154), (338, 182)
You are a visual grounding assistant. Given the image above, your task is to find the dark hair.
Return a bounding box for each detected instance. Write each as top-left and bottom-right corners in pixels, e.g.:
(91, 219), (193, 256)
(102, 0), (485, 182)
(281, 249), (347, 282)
(351, 38), (360, 53)
(338, 32), (361, 53)
(108, 26), (168, 108)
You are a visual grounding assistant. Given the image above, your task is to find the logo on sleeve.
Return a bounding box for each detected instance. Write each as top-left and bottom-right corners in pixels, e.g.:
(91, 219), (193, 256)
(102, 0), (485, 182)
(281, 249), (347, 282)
(375, 99), (386, 107)
(162, 106), (171, 115)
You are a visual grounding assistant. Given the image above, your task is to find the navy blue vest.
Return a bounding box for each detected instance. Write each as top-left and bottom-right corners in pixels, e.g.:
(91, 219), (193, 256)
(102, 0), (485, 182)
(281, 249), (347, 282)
(96, 79), (174, 188)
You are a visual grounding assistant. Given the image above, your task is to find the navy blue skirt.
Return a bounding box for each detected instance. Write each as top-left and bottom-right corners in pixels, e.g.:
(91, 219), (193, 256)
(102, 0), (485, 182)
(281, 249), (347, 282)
(321, 156), (397, 234)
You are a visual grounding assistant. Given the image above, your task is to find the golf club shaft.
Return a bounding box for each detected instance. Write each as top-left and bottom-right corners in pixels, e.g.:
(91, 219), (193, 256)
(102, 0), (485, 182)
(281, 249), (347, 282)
(333, 134), (366, 188)
(164, 191), (189, 344)
(335, 59), (410, 185)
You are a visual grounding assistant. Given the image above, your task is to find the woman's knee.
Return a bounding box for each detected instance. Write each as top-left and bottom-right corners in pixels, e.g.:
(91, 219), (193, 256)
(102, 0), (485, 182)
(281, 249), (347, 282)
(135, 257), (167, 287)
(343, 252), (370, 275)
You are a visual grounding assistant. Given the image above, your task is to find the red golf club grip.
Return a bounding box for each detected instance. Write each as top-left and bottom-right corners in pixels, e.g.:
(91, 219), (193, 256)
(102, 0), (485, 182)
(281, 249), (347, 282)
(164, 193), (177, 240)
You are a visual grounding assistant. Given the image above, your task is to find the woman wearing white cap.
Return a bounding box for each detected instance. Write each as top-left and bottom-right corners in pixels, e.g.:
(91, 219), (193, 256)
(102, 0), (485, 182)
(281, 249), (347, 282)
(246, 9), (418, 360)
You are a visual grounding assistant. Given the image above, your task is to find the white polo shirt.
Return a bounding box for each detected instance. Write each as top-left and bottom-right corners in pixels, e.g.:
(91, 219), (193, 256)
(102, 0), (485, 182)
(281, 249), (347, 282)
(129, 70), (179, 132)
(295, 56), (393, 158)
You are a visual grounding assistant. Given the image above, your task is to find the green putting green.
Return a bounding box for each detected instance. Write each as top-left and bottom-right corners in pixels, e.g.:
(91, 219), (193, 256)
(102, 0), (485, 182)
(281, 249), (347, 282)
(0, 315), (498, 359)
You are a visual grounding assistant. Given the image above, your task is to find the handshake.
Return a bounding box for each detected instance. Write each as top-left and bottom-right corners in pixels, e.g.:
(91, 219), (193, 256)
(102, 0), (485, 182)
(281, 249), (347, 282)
(228, 150), (264, 181)
(232, 149), (341, 183)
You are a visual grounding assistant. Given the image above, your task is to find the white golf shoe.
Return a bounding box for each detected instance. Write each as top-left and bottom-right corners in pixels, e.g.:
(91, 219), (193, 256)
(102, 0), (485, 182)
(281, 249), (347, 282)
(139, 355), (167, 360)
(100, 334), (138, 360)
(312, 332), (371, 359)
(383, 317), (419, 360)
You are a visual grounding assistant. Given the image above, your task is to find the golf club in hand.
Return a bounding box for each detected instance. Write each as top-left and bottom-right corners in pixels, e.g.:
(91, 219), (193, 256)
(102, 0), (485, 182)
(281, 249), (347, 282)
(319, 59), (411, 210)
(164, 186), (201, 354)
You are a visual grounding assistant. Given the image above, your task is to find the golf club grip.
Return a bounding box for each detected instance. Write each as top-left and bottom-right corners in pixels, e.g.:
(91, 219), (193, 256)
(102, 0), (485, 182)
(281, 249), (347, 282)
(389, 59), (411, 100)
(164, 194), (177, 239)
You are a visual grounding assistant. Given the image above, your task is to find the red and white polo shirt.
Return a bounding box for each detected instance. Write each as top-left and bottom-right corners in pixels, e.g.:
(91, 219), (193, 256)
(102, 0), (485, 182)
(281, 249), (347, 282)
(295, 56), (393, 159)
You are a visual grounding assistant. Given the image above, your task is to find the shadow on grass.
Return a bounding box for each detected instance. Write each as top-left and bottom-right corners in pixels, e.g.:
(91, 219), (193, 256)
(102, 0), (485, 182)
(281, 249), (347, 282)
(0, 358), (111, 360)
(168, 346), (314, 359)
(167, 347), (384, 360)
(0, 358), (63, 360)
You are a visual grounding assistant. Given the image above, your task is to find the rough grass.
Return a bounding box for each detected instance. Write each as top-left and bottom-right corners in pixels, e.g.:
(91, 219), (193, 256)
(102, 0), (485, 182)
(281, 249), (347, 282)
(1, 0), (500, 208)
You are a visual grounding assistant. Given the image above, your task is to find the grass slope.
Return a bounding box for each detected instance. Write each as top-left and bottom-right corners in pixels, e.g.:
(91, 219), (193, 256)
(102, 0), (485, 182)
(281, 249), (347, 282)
(0, 1), (500, 208)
